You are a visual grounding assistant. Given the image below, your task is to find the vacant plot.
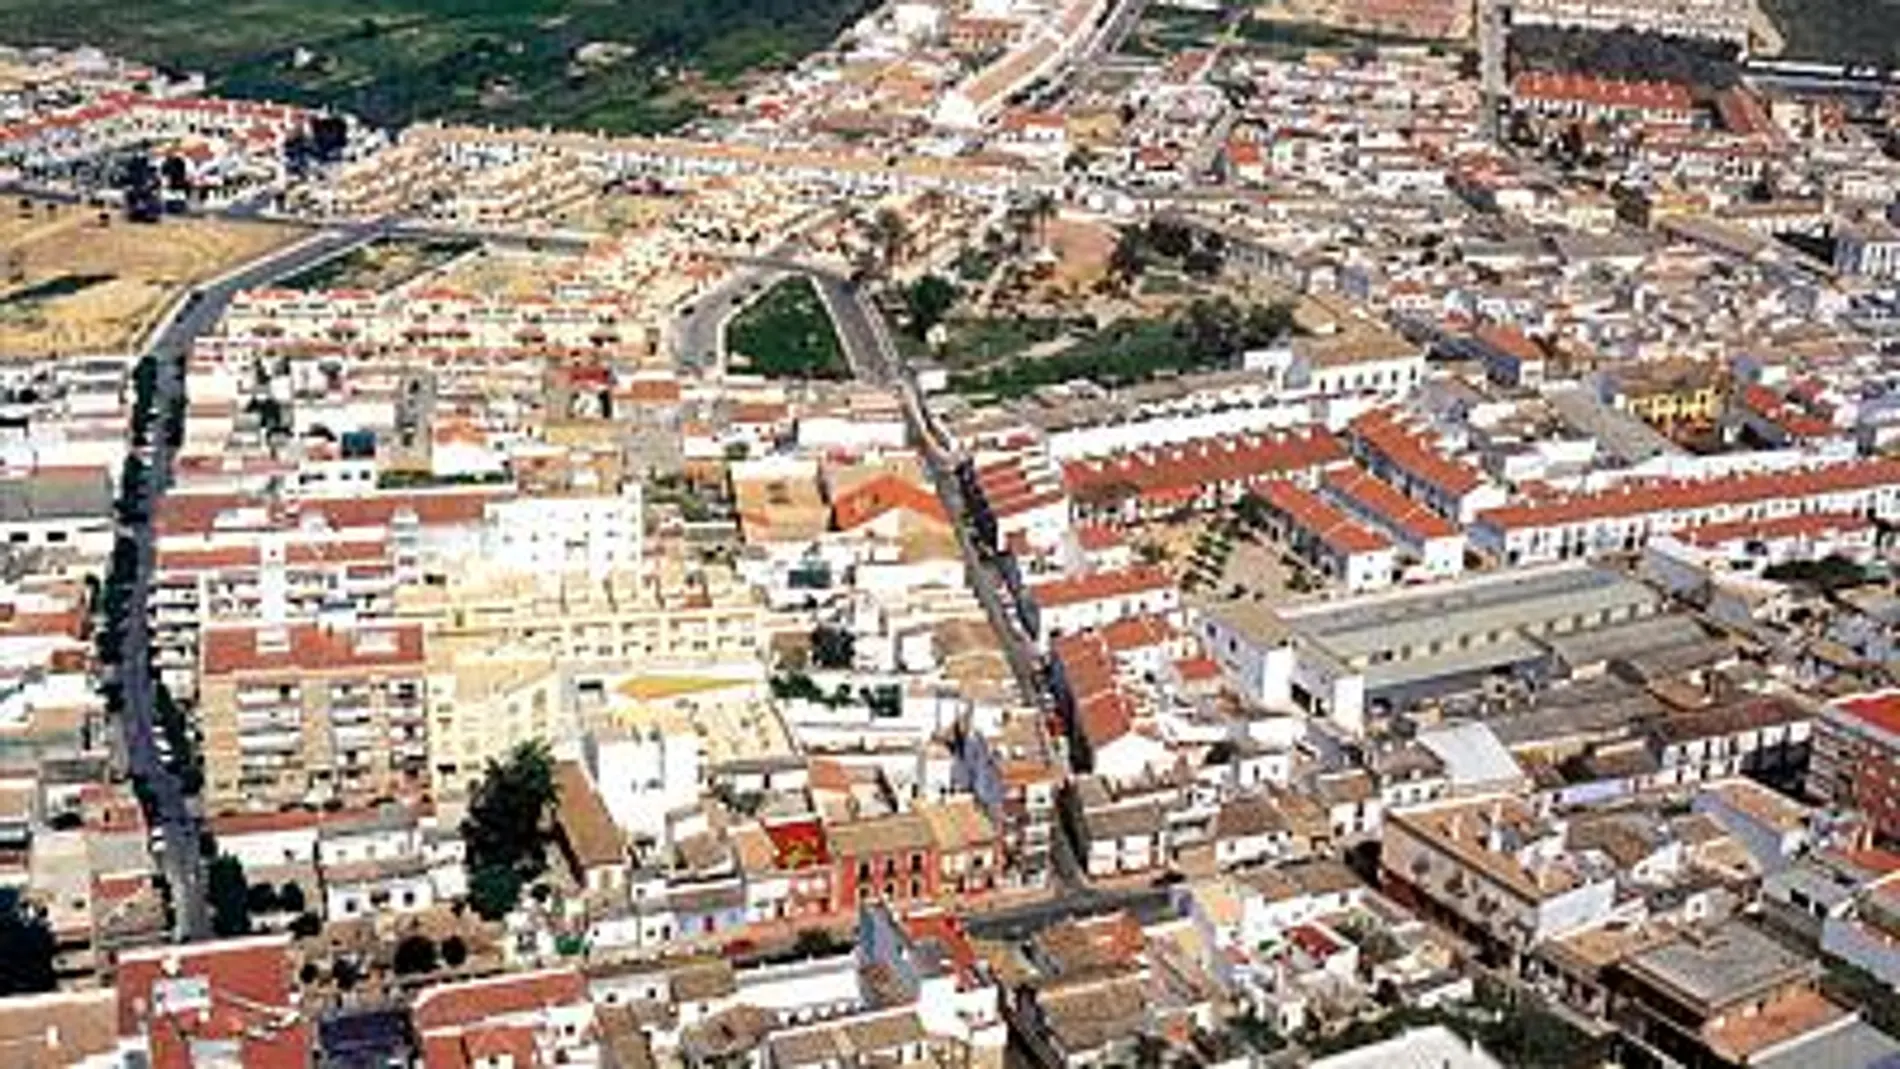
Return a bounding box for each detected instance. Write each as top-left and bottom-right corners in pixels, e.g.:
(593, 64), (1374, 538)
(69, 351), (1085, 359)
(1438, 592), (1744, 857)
(551, 191), (682, 235)
(726, 277), (850, 380)
(281, 236), (476, 293)
(0, 200), (297, 358)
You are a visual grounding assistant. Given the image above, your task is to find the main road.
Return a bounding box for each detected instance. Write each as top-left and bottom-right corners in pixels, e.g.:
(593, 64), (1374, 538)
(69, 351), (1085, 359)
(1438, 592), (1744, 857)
(121, 221), (389, 940)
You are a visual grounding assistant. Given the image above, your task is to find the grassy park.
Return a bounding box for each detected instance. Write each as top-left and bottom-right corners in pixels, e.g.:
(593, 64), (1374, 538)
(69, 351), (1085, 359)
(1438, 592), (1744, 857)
(726, 277), (850, 380)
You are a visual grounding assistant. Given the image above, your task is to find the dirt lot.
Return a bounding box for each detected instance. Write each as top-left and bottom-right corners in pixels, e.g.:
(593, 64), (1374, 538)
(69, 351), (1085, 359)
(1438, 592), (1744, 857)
(551, 191), (680, 234)
(424, 245), (583, 300)
(0, 199), (299, 358)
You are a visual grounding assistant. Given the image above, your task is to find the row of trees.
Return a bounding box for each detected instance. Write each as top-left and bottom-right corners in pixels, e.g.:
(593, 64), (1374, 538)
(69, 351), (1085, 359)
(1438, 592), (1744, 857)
(1507, 25), (1740, 89)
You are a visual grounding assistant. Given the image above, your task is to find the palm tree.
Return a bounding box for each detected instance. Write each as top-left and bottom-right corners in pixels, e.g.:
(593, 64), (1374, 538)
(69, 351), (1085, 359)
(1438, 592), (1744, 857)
(1029, 191), (1057, 249)
(868, 208), (908, 277)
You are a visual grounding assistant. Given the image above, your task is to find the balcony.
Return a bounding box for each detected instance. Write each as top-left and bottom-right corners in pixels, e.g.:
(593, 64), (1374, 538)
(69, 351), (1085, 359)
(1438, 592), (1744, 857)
(238, 730), (302, 755)
(237, 687), (298, 709)
(236, 709), (301, 733)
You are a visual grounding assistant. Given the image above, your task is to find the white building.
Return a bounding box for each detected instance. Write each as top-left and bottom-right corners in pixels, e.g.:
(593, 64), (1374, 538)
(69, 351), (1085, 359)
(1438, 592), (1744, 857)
(481, 486), (644, 580)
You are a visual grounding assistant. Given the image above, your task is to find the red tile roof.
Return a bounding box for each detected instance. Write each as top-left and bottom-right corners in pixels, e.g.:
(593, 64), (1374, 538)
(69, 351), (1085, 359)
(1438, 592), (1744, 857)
(117, 935), (308, 1069)
(412, 969), (588, 1032)
(831, 473), (949, 531)
(1513, 72), (1692, 113)
(200, 622), (424, 677)
(1322, 465), (1459, 542)
(1678, 510), (1871, 549)
(1030, 565), (1174, 610)
(1478, 459), (1900, 534)
(1064, 428), (1345, 507)
(1054, 631), (1118, 697)
(1076, 688), (1137, 747)
(1738, 384), (1834, 441)
(1349, 409), (1485, 499)
(1260, 479), (1392, 557)
(1099, 614), (1176, 654)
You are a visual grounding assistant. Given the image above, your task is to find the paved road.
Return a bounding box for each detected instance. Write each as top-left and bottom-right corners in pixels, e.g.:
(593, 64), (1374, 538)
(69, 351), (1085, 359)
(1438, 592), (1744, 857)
(672, 267), (784, 372)
(121, 223), (386, 941)
(963, 883), (1176, 941)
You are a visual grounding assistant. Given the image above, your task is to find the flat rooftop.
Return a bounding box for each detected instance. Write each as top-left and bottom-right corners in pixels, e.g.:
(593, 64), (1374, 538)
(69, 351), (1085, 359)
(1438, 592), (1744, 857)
(1283, 562), (1660, 663)
(1624, 920), (1816, 1014)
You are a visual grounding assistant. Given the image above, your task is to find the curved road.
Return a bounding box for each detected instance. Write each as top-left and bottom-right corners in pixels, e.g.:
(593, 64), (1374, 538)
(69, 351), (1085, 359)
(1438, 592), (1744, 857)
(123, 222), (388, 940)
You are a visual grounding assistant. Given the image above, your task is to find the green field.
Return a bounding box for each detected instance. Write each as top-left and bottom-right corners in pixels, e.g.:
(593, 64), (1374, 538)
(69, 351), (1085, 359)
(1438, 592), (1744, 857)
(0, 0), (872, 133)
(726, 277), (850, 380)
(1763, 0), (1900, 65)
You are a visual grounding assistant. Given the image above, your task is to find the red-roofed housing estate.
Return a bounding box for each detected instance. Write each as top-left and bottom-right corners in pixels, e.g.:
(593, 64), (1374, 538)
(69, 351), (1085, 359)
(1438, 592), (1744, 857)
(1473, 458), (1900, 566)
(1025, 566), (1180, 646)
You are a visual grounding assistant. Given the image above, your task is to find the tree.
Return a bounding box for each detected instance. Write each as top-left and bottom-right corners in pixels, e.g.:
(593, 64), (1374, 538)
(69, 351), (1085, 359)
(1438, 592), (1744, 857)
(867, 208), (908, 275)
(467, 861), (525, 922)
(393, 935), (439, 976)
(461, 739), (557, 903)
(310, 115), (350, 162)
(0, 890), (55, 996)
(1109, 228), (1146, 285)
(1145, 218), (1194, 260)
(117, 154), (162, 223)
(810, 624), (855, 670)
(208, 855), (253, 937)
(246, 882), (279, 916)
(904, 274), (959, 340)
(290, 912), (322, 939)
(332, 959), (360, 991)
(1029, 192), (1058, 248)
(441, 935), (468, 968)
(278, 881), (306, 915)
(160, 155), (189, 194)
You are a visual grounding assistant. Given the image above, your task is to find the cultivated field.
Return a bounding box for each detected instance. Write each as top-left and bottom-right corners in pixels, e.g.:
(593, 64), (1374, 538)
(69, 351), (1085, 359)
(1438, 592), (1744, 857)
(0, 200), (298, 358)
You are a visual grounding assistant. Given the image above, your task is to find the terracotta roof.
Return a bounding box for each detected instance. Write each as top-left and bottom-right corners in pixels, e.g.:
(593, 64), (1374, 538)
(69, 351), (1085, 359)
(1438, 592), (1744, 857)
(1679, 510), (1871, 549)
(1323, 464), (1460, 542)
(831, 473), (949, 531)
(200, 622), (424, 677)
(1030, 565), (1174, 610)
(422, 1024), (538, 1069)
(1349, 409), (1485, 498)
(1063, 428), (1345, 506)
(412, 969), (588, 1032)
(1513, 72), (1692, 113)
(554, 761), (625, 871)
(1076, 689), (1137, 748)
(1260, 479), (1392, 557)
(117, 935), (308, 1069)
(1099, 614), (1176, 653)
(1478, 459), (1900, 534)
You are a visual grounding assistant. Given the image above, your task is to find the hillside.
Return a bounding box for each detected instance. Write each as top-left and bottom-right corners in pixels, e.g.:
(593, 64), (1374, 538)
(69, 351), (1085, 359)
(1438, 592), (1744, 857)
(0, 0), (873, 133)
